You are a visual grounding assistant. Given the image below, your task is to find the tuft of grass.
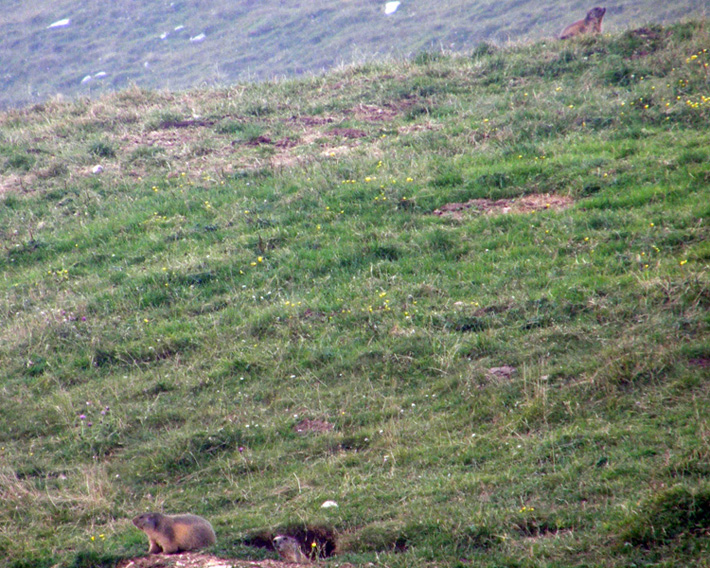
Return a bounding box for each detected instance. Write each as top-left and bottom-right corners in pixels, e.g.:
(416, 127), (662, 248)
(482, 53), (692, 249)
(620, 484), (710, 547)
(87, 140), (116, 159)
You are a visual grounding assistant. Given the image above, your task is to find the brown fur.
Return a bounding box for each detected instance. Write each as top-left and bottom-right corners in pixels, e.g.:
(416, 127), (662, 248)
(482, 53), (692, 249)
(273, 535), (310, 564)
(132, 512), (216, 554)
(559, 7), (606, 40)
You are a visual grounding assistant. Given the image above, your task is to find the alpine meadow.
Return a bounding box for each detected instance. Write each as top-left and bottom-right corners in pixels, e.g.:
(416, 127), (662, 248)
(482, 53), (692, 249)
(1, 16), (710, 568)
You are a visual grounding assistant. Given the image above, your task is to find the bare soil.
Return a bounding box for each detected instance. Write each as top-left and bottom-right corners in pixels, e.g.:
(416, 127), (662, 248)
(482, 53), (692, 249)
(117, 552), (309, 568)
(432, 194), (574, 218)
(293, 418), (335, 434)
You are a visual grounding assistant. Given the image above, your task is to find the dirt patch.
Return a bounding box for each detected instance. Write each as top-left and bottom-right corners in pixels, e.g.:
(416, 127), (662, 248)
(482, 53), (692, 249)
(270, 152), (304, 170)
(628, 27), (664, 40)
(1, 97), (416, 194)
(689, 357), (710, 368)
(294, 418), (335, 434)
(300, 308), (328, 321)
(117, 552), (313, 568)
(352, 103), (399, 122)
(274, 137), (300, 149)
(0, 173), (36, 195)
(122, 129), (209, 152)
(432, 194), (573, 218)
(118, 127), (245, 179)
(487, 366), (517, 381)
(397, 121), (442, 135)
(157, 119), (216, 129)
(327, 127), (367, 139)
(287, 115), (335, 127)
(319, 145), (356, 158)
(244, 135), (273, 146)
(350, 98), (418, 122)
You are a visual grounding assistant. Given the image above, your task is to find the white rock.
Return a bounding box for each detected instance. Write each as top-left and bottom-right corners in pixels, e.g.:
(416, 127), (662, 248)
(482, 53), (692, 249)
(385, 2), (401, 15)
(190, 33), (206, 43)
(321, 500), (339, 508)
(174, 25), (185, 31)
(94, 71), (107, 79)
(81, 75), (92, 84)
(92, 165), (104, 174)
(47, 18), (71, 29)
(160, 32), (169, 39)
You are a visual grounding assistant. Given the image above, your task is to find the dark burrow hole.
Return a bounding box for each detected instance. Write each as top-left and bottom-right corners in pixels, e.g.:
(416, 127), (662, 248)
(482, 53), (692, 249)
(245, 524), (337, 559)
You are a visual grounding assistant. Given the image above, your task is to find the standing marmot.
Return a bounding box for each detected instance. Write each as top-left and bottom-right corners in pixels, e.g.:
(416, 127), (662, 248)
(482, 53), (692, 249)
(132, 512), (216, 554)
(273, 535), (310, 564)
(559, 7), (606, 40)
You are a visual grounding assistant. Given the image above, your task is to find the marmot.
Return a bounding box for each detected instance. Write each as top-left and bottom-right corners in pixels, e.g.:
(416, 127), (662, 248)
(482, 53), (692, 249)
(273, 535), (310, 564)
(559, 7), (606, 40)
(132, 512), (216, 554)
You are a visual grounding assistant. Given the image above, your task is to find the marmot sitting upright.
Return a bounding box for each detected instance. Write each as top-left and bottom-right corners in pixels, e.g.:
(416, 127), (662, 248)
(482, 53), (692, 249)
(273, 535), (310, 564)
(132, 512), (216, 554)
(559, 7), (606, 40)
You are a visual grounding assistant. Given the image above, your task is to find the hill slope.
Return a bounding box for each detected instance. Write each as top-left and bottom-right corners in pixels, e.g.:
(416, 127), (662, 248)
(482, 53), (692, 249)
(1, 0), (708, 109)
(1, 19), (710, 568)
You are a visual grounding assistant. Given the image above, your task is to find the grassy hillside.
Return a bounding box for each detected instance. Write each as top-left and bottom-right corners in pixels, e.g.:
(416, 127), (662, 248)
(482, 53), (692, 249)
(1, 0), (708, 109)
(1, 19), (710, 568)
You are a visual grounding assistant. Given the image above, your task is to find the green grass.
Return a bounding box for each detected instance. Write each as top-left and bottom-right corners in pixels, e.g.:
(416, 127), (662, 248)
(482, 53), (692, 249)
(1, 20), (710, 568)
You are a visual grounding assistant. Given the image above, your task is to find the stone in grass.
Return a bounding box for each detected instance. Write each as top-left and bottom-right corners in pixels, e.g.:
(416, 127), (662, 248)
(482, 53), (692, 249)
(487, 366), (517, 380)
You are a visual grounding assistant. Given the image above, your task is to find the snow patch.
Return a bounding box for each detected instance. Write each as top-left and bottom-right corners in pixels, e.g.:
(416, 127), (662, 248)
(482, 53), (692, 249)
(190, 33), (206, 43)
(384, 2), (401, 15)
(81, 72), (108, 85)
(47, 18), (71, 29)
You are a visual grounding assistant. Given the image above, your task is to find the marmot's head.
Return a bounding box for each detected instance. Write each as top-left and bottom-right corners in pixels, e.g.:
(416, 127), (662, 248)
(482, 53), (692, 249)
(587, 7), (606, 21)
(133, 512), (162, 530)
(273, 535), (299, 550)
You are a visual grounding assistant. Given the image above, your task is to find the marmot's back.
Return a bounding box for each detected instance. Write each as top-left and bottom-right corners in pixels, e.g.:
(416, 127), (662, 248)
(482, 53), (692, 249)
(133, 512), (216, 554)
(170, 514), (217, 551)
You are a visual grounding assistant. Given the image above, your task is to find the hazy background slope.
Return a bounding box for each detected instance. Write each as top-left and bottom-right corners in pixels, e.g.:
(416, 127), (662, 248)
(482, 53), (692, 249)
(1, 0), (707, 109)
